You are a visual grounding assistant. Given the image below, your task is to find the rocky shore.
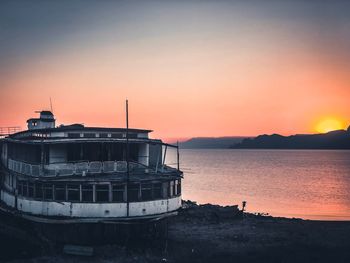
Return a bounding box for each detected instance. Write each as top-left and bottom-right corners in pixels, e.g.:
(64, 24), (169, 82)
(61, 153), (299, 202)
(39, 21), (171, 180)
(3, 201), (350, 263)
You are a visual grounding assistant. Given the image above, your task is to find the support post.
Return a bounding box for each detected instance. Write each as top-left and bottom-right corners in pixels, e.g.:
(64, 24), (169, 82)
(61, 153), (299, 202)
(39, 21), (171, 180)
(108, 183), (112, 202)
(79, 184), (82, 202)
(92, 184), (96, 203)
(162, 145), (167, 172)
(155, 147), (160, 173)
(41, 141), (45, 176)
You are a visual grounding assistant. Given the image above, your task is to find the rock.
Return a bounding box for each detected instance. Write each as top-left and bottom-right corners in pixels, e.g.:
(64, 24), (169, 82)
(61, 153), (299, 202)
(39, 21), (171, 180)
(179, 201), (241, 222)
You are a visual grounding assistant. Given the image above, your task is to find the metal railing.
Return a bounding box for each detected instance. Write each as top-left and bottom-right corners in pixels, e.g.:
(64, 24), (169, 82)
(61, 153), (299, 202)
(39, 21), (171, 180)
(45, 161), (132, 176)
(8, 159), (41, 176)
(6, 158), (178, 177)
(0, 127), (21, 137)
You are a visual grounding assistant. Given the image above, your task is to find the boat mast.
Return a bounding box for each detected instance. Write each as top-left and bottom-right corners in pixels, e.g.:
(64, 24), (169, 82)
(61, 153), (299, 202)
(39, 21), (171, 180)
(177, 141), (180, 171)
(126, 99), (130, 217)
(50, 97), (53, 113)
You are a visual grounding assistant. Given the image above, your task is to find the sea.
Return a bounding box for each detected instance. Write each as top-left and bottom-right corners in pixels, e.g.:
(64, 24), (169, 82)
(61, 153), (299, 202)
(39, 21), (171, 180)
(167, 149), (350, 220)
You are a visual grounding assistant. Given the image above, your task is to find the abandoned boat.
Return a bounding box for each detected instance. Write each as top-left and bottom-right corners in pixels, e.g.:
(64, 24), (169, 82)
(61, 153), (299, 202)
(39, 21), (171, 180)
(0, 110), (182, 226)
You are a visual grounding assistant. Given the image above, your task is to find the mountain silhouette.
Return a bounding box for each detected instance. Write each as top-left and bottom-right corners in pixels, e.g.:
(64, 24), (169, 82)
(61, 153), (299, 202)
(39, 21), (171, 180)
(232, 126), (350, 149)
(180, 137), (247, 149)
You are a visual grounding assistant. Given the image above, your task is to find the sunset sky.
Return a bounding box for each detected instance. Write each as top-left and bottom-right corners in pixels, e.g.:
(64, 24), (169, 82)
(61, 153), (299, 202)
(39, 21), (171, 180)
(1, 0), (349, 139)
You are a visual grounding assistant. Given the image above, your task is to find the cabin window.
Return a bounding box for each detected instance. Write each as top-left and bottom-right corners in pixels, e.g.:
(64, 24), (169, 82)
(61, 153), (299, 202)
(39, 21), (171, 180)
(43, 184), (53, 200)
(28, 182), (34, 198)
(96, 185), (109, 202)
(82, 184), (93, 202)
(99, 133), (108, 138)
(68, 133), (80, 138)
(8, 143), (41, 164)
(82, 143), (102, 161)
(141, 183), (152, 201)
(55, 184), (66, 201)
(112, 184), (124, 202)
(35, 183), (43, 199)
(177, 180), (181, 195)
(128, 133), (138, 139)
(127, 183), (140, 202)
(107, 143), (124, 161)
(67, 144), (82, 161)
(11, 174), (14, 187)
(22, 182), (28, 197)
(172, 181), (176, 197)
(84, 133), (95, 138)
(174, 180), (179, 196)
(129, 144), (140, 162)
(67, 184), (80, 202)
(162, 182), (168, 198)
(153, 183), (162, 199)
(9, 174), (12, 187)
(17, 181), (23, 196)
(5, 174), (8, 187)
(168, 181), (174, 197)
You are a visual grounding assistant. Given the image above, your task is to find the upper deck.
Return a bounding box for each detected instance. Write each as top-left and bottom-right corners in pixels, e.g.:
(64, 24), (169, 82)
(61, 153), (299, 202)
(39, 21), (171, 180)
(7, 124), (152, 142)
(1, 112), (181, 180)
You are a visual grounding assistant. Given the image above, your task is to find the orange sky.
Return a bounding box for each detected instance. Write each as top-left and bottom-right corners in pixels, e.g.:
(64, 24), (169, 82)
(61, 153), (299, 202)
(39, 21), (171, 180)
(1, 1), (349, 139)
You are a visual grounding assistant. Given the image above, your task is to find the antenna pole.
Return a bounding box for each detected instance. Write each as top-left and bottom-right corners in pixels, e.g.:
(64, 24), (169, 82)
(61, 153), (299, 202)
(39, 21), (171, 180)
(50, 97), (53, 113)
(177, 141), (180, 171)
(126, 99), (130, 217)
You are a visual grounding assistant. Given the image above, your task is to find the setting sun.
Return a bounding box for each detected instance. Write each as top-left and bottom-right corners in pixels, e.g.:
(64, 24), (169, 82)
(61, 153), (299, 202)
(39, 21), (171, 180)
(315, 118), (346, 133)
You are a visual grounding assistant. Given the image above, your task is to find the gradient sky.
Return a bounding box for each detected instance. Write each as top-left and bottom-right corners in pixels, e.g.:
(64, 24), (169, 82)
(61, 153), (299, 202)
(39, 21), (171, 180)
(1, 0), (350, 139)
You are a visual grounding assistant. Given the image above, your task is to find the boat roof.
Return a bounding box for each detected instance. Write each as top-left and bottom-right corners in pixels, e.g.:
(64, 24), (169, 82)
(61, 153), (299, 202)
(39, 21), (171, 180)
(9, 125), (152, 137)
(3, 125), (154, 144)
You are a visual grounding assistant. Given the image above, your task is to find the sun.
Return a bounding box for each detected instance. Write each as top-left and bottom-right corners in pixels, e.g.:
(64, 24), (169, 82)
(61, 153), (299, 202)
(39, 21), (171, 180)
(315, 118), (346, 133)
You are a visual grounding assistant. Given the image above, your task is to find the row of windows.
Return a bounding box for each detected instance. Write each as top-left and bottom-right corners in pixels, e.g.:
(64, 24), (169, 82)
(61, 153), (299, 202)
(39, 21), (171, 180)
(66, 143), (140, 163)
(7, 141), (147, 164)
(67, 133), (139, 139)
(16, 180), (181, 203)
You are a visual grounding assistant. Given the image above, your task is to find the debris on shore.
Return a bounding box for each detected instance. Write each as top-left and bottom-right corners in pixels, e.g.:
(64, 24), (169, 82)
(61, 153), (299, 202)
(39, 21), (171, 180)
(178, 200), (242, 222)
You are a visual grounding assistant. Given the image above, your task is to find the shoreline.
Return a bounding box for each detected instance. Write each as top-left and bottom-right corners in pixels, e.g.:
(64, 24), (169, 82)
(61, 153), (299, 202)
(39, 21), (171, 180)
(3, 201), (350, 263)
(182, 199), (350, 222)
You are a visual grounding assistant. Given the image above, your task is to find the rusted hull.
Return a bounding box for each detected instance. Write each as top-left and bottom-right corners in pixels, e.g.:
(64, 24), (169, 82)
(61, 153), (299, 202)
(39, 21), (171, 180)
(0, 201), (172, 245)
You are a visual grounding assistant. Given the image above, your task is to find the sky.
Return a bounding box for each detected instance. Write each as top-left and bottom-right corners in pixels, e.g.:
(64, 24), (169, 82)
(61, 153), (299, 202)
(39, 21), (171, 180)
(1, 0), (350, 139)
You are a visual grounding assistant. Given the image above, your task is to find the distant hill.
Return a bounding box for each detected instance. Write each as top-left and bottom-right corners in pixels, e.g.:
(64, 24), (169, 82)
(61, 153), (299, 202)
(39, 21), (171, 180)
(180, 137), (247, 149)
(232, 127), (350, 149)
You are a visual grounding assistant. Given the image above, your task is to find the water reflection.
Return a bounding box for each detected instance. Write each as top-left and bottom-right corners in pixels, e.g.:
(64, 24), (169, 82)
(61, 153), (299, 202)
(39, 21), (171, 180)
(167, 149), (350, 220)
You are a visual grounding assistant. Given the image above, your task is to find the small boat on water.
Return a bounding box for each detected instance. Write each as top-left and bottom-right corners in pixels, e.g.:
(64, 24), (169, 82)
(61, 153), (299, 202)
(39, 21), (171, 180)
(0, 108), (182, 243)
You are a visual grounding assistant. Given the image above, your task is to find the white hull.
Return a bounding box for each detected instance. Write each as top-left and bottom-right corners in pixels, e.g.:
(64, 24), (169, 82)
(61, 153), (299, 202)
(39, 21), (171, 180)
(1, 190), (181, 221)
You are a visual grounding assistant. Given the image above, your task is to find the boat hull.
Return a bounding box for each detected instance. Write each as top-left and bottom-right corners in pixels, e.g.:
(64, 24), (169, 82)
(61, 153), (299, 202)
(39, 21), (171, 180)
(0, 200), (175, 245)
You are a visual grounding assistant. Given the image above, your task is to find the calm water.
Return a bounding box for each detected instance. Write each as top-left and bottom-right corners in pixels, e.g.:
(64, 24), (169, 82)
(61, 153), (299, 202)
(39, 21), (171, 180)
(167, 149), (350, 220)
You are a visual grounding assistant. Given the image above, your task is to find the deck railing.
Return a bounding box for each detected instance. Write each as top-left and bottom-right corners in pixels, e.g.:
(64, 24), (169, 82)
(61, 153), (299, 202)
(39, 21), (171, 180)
(0, 126), (21, 137)
(45, 161), (133, 176)
(8, 159), (41, 176)
(6, 158), (177, 177)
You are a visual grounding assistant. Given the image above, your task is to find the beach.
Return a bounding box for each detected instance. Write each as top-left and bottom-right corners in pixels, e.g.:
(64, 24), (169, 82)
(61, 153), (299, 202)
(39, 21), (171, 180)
(4, 201), (350, 263)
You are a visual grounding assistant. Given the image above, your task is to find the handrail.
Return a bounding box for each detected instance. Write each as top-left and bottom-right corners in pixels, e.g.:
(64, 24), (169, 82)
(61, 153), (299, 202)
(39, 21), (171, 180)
(0, 126), (21, 136)
(6, 158), (178, 177)
(7, 159), (41, 176)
